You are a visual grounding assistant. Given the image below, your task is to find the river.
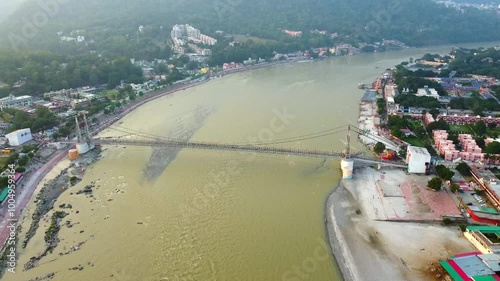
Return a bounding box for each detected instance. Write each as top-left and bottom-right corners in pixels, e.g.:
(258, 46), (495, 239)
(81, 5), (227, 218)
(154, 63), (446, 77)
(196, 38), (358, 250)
(10, 42), (499, 281)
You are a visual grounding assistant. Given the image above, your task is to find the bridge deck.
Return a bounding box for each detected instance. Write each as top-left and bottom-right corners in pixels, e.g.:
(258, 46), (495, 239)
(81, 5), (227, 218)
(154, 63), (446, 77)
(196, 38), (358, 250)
(95, 138), (408, 168)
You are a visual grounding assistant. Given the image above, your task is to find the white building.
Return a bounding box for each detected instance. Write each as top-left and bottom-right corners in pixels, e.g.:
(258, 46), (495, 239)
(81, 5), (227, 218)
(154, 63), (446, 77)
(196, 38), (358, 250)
(406, 146), (431, 174)
(0, 94), (33, 108)
(386, 96), (397, 114)
(6, 128), (32, 146)
(416, 86), (440, 99)
(186, 25), (200, 38)
(171, 24), (185, 39)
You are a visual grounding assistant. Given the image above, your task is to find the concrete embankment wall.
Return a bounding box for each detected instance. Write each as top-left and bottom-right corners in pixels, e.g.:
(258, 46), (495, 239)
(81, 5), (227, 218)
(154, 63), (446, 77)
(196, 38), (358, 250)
(325, 183), (358, 281)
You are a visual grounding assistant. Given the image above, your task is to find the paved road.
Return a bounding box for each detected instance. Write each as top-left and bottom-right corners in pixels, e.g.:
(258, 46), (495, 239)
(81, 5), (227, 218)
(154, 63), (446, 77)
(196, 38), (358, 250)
(0, 148), (69, 249)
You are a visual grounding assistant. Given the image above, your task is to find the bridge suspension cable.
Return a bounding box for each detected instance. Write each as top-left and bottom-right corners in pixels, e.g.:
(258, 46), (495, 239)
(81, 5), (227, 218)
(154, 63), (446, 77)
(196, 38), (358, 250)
(106, 124), (348, 146)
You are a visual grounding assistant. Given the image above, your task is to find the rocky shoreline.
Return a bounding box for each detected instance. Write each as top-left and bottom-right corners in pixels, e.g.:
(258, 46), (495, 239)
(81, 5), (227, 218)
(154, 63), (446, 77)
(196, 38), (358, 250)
(0, 149), (102, 279)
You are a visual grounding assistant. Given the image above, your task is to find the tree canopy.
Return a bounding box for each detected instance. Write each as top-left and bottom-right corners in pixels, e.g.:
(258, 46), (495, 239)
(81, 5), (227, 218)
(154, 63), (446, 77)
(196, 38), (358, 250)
(4, 107), (58, 132)
(450, 183), (460, 193)
(396, 77), (446, 96)
(0, 0), (499, 60)
(428, 177), (442, 191)
(0, 50), (144, 96)
(394, 94), (441, 109)
(373, 142), (386, 154)
(436, 165), (455, 181)
(486, 141), (500, 154)
(426, 119), (450, 133)
(442, 47), (500, 79)
(455, 162), (471, 176)
(475, 120), (487, 136)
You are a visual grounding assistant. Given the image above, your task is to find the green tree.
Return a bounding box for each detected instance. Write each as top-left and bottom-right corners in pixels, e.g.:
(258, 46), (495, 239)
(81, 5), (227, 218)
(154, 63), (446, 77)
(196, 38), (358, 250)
(450, 183), (460, 193)
(486, 141), (500, 154)
(428, 177), (442, 191)
(58, 127), (70, 137)
(373, 142), (386, 154)
(0, 177), (8, 187)
(436, 165), (455, 181)
(185, 61), (199, 70)
(21, 145), (36, 153)
(475, 120), (487, 136)
(426, 119), (450, 133)
(429, 108), (440, 119)
(6, 152), (19, 165)
(17, 157), (29, 166)
(456, 162), (471, 176)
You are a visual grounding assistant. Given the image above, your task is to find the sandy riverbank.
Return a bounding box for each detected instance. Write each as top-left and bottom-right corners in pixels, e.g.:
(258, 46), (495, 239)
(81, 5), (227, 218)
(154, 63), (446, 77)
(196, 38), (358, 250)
(326, 166), (477, 281)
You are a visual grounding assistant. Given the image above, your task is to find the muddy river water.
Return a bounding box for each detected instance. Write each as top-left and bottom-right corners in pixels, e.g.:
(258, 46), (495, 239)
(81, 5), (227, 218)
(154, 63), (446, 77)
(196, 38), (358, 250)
(10, 43), (498, 281)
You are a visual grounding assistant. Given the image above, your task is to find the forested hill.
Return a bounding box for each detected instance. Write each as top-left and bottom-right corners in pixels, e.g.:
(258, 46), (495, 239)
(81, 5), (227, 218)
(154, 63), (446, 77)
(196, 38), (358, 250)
(0, 0), (499, 52)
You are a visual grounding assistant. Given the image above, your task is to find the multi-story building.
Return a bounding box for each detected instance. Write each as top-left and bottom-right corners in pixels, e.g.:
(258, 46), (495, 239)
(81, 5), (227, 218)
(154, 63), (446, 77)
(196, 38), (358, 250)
(171, 24), (217, 46)
(424, 113), (435, 125)
(6, 128), (32, 146)
(464, 226), (500, 254)
(0, 94), (33, 108)
(199, 34), (217, 45)
(171, 24), (185, 39)
(433, 130), (484, 162)
(406, 146), (431, 174)
(434, 130), (460, 161)
(186, 25), (200, 38)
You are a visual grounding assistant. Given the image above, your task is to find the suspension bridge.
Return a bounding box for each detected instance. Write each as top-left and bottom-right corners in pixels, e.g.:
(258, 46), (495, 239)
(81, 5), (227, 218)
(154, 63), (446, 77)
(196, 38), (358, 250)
(81, 121), (408, 173)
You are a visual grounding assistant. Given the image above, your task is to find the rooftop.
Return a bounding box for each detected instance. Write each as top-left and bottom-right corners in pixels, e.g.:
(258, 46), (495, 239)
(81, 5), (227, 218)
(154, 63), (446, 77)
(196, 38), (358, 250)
(441, 252), (500, 281)
(467, 226), (500, 234)
(0, 95), (32, 101)
(361, 90), (377, 102)
(408, 146), (431, 156)
(6, 128), (31, 136)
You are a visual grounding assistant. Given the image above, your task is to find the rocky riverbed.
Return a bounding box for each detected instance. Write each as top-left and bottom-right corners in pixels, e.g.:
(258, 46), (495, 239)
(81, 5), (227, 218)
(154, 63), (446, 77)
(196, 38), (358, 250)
(0, 149), (102, 280)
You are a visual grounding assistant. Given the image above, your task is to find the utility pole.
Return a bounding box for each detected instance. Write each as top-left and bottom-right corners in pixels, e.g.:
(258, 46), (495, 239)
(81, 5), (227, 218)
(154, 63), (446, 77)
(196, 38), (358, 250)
(346, 124), (351, 159)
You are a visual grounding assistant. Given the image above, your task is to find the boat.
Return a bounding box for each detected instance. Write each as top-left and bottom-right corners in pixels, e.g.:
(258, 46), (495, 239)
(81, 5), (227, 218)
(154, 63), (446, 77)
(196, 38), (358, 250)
(358, 83), (366, 89)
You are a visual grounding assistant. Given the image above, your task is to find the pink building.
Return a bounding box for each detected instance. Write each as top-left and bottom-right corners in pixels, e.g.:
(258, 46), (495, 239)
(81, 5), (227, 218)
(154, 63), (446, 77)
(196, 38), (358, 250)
(222, 62), (237, 70)
(431, 132), (500, 164)
(283, 29), (303, 37)
(424, 113), (435, 125)
(439, 115), (500, 126)
(434, 130), (461, 161)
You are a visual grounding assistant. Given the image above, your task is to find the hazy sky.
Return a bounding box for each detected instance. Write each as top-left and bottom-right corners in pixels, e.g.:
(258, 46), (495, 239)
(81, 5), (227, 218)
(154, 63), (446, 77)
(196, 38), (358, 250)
(0, 0), (27, 23)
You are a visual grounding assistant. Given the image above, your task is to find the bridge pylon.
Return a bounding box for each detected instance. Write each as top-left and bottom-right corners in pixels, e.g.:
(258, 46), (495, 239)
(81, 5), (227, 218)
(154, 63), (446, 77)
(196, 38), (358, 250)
(341, 124), (354, 179)
(74, 112), (95, 154)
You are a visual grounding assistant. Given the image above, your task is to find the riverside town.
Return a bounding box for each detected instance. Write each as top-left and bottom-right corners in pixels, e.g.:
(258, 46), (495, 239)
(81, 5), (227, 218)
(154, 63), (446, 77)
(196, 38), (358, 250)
(0, 1), (499, 281)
